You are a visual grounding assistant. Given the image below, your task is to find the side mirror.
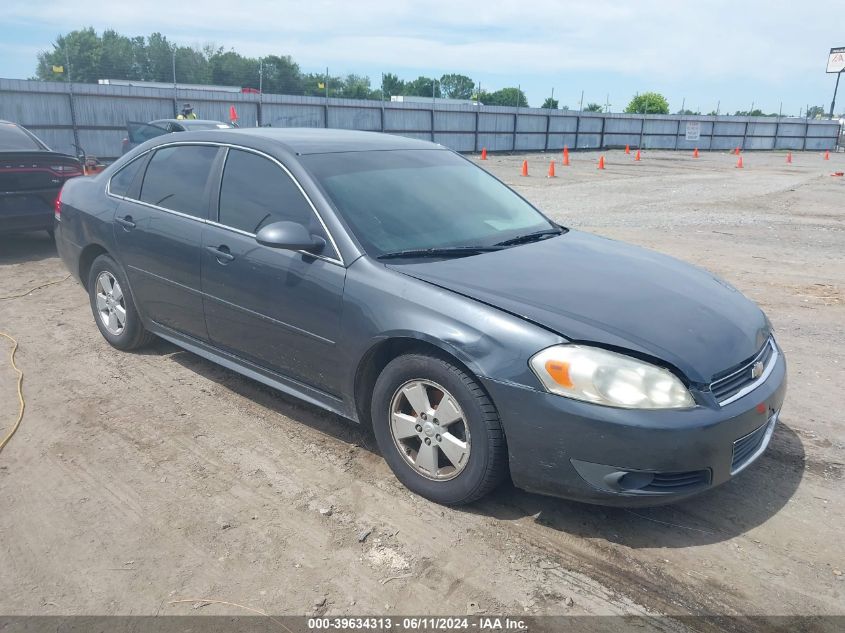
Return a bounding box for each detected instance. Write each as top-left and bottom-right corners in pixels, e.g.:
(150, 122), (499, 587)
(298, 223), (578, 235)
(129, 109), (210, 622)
(255, 221), (326, 253)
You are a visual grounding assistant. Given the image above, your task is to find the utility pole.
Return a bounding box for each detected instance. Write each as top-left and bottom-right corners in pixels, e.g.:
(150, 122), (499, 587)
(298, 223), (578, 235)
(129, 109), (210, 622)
(258, 58), (263, 126)
(324, 67), (330, 129)
(65, 46), (81, 158)
(605, 93), (610, 113)
(830, 70), (842, 119)
(579, 90), (584, 111)
(171, 48), (177, 117)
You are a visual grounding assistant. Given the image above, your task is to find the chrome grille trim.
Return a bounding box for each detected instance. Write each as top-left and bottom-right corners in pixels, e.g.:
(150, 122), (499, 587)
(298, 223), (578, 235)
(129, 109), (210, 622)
(711, 338), (778, 406)
(731, 411), (778, 475)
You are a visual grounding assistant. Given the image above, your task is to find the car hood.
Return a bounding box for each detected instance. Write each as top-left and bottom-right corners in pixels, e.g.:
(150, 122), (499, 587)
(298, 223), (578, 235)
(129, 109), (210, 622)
(386, 230), (770, 383)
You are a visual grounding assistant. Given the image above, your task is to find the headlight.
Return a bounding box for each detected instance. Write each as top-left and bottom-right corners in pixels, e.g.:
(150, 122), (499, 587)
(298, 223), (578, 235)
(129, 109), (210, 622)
(530, 345), (694, 409)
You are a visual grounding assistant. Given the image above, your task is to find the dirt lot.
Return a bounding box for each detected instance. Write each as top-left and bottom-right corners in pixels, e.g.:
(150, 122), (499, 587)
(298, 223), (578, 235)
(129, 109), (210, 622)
(1, 149), (843, 627)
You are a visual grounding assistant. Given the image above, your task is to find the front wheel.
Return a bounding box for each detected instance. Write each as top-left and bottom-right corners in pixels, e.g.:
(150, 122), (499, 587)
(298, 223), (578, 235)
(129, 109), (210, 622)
(371, 353), (508, 505)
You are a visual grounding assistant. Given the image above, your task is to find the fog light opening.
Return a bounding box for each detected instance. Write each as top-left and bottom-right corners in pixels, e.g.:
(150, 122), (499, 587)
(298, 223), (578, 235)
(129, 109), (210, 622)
(616, 471), (655, 491)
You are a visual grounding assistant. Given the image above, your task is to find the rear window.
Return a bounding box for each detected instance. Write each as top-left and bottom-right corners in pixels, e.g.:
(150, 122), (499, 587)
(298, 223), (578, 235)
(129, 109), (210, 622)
(0, 123), (44, 150)
(140, 145), (218, 217)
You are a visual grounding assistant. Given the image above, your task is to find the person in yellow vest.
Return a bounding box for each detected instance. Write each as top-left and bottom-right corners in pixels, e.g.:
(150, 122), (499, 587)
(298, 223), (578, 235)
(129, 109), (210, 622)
(177, 103), (198, 120)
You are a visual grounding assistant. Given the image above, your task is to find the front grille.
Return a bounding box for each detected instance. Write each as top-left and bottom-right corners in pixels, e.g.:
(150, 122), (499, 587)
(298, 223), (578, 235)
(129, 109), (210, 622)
(641, 469), (711, 493)
(731, 415), (777, 474)
(710, 338), (776, 405)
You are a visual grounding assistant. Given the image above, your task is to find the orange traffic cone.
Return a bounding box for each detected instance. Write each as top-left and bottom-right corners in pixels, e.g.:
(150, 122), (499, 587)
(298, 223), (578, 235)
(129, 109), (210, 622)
(734, 147), (741, 155)
(634, 149), (641, 161)
(625, 144), (630, 154)
(563, 146), (570, 166)
(736, 155), (744, 168)
(521, 160), (529, 176)
(229, 105), (238, 123)
(786, 152), (792, 164)
(824, 150), (830, 160)
(597, 155), (605, 170)
(480, 147), (487, 160)
(547, 160), (556, 178)
(693, 148), (699, 158)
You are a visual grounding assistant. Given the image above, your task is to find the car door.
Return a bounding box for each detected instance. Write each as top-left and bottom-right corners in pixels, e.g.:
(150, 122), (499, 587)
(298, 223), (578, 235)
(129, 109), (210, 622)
(113, 143), (221, 341)
(201, 147), (346, 396)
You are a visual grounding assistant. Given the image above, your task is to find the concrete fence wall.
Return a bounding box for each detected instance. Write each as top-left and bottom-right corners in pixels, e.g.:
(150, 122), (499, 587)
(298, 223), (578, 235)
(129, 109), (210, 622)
(1, 78), (839, 160)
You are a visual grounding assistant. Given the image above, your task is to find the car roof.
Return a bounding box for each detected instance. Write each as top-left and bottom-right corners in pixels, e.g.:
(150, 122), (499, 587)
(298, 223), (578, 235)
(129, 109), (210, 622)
(161, 127), (442, 155)
(150, 119), (230, 126)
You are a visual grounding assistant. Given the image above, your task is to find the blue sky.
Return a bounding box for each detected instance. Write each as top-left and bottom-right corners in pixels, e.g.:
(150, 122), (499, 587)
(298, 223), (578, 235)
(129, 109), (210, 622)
(2, 0), (842, 115)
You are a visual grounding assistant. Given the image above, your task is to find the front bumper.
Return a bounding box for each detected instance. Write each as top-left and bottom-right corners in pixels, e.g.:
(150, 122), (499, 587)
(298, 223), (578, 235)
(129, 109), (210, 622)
(482, 347), (787, 506)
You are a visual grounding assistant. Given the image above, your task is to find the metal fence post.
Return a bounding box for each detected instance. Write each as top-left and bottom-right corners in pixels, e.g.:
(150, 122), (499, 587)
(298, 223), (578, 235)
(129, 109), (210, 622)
(741, 120), (748, 150)
(67, 87), (81, 157)
(430, 106), (435, 142)
(599, 116), (606, 149)
(513, 110), (518, 151)
(638, 116), (645, 149)
(574, 114), (580, 150)
(474, 109), (480, 152)
(544, 112), (551, 151)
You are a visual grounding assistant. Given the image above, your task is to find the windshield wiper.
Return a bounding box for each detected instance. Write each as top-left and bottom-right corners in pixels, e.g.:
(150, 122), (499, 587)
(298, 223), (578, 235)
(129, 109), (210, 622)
(494, 228), (564, 247)
(377, 246), (502, 260)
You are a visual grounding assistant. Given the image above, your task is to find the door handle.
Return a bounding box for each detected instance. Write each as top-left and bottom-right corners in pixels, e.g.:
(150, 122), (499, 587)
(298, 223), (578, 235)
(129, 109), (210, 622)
(206, 245), (235, 263)
(115, 215), (136, 230)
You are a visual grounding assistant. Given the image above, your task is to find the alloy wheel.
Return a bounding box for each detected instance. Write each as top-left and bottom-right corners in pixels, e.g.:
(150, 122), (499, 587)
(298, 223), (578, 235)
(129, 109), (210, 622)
(389, 379), (471, 481)
(95, 271), (127, 335)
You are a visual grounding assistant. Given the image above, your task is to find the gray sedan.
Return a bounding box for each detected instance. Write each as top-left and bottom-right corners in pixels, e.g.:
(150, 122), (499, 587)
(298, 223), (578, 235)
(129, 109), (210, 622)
(54, 128), (786, 506)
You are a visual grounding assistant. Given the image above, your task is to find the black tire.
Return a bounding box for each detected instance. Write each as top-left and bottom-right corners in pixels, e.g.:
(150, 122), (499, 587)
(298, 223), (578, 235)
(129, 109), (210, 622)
(87, 254), (155, 351)
(371, 353), (508, 505)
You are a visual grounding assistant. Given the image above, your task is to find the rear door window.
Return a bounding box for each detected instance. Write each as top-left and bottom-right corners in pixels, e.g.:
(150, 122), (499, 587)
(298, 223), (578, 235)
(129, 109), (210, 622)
(140, 145), (218, 218)
(218, 149), (328, 240)
(109, 157), (145, 197)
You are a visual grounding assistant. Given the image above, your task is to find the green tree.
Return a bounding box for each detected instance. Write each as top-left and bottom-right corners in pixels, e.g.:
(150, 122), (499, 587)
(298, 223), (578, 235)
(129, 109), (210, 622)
(174, 45), (211, 84)
(261, 55), (302, 94)
(542, 97), (559, 109)
(439, 73), (474, 100)
(381, 73), (404, 98)
(625, 92), (669, 114)
(482, 87), (528, 107)
(144, 32), (176, 82)
(37, 27), (102, 82)
(806, 105), (825, 119)
(404, 76), (441, 98)
(339, 73), (372, 100)
(302, 72), (342, 97)
(584, 102), (603, 112)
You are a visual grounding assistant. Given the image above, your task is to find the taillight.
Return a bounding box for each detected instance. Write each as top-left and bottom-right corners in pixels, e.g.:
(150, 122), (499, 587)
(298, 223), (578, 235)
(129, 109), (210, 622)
(50, 164), (84, 177)
(54, 187), (63, 221)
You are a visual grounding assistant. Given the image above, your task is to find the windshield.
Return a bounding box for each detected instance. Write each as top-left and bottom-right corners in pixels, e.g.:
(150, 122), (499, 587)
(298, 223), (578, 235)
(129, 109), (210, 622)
(302, 149), (556, 257)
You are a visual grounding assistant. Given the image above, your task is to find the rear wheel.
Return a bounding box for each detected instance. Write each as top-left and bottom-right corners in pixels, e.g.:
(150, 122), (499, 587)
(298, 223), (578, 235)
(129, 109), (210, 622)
(372, 353), (507, 505)
(87, 254), (154, 350)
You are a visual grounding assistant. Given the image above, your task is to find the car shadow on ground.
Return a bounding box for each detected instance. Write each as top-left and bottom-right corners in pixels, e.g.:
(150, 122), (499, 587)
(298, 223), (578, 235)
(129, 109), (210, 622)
(154, 338), (804, 549)
(470, 422), (805, 548)
(0, 232), (56, 265)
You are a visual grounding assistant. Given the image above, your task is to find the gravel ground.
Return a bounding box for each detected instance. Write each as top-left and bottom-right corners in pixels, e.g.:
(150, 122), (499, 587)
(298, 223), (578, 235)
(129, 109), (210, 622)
(0, 148), (843, 629)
